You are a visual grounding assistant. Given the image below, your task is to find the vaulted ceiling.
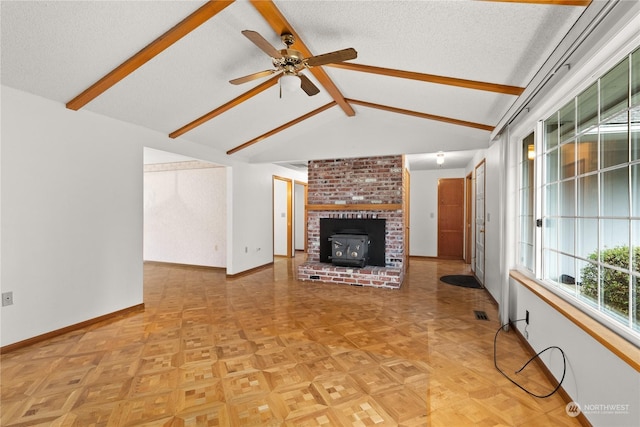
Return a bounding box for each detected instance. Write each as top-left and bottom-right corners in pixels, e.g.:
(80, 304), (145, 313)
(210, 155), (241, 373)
(1, 0), (591, 170)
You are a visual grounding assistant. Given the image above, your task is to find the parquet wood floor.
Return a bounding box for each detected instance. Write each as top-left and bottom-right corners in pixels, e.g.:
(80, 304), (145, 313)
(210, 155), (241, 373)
(1, 256), (580, 426)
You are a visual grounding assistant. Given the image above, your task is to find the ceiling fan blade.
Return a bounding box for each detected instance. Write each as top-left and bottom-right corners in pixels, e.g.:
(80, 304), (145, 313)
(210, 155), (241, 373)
(306, 48), (357, 67)
(298, 74), (320, 96)
(241, 30), (283, 59)
(229, 69), (278, 85)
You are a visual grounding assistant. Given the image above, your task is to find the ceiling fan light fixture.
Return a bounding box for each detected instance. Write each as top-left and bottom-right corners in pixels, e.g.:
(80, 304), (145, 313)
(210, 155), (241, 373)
(231, 30), (356, 97)
(280, 74), (299, 92)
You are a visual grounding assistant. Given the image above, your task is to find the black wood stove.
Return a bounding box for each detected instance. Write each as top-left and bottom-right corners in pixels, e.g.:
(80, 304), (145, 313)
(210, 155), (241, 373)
(329, 233), (370, 268)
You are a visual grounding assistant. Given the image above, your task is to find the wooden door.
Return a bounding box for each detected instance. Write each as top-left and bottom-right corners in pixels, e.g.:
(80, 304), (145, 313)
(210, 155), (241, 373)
(438, 178), (464, 259)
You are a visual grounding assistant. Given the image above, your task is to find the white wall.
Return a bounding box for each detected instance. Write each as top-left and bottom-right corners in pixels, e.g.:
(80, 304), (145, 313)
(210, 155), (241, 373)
(511, 282), (639, 426)
(0, 87), (306, 346)
(409, 168), (466, 257)
(144, 166), (226, 268)
(294, 182), (306, 251)
(227, 162), (305, 275)
(1, 88), (144, 346)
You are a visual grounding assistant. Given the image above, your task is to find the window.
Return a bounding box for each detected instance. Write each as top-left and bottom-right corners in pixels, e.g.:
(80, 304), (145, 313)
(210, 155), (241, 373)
(519, 133), (535, 271)
(530, 47), (640, 336)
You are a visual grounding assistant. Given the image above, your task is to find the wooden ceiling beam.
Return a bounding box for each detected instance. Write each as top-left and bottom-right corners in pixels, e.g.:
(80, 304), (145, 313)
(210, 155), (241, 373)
(249, 0), (355, 117)
(347, 99), (495, 132)
(66, 0), (234, 111)
(169, 75), (280, 139)
(328, 63), (524, 96)
(227, 102), (337, 155)
(480, 0), (591, 6)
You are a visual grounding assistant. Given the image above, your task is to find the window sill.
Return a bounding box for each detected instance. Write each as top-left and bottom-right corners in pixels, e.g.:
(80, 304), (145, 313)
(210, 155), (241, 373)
(510, 269), (640, 372)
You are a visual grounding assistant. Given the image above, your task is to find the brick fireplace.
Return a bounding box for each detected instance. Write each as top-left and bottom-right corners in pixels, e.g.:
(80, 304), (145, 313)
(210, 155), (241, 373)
(297, 155), (408, 289)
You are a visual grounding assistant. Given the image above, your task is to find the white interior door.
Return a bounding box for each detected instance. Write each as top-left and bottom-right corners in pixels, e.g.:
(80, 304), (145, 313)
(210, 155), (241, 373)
(475, 161), (486, 284)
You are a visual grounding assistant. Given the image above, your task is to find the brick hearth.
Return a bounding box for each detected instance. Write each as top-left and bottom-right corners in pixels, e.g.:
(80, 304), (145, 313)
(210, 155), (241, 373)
(297, 262), (403, 289)
(297, 156), (408, 289)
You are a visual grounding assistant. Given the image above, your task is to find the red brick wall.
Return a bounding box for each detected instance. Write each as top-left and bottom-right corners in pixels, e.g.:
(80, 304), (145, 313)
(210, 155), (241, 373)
(308, 156), (404, 205)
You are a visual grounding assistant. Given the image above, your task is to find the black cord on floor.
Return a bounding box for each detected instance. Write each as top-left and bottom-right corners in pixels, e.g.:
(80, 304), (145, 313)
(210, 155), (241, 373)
(493, 319), (566, 398)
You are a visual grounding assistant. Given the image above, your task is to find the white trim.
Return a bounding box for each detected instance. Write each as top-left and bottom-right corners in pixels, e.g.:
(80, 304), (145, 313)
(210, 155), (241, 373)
(534, 120), (544, 279)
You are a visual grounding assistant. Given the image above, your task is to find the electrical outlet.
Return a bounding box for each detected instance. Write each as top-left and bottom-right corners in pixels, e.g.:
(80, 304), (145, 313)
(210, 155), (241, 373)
(2, 292), (13, 307)
(526, 310), (530, 325)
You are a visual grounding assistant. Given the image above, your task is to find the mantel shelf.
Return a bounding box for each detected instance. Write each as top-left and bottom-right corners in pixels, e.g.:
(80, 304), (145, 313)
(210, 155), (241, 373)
(306, 203), (402, 211)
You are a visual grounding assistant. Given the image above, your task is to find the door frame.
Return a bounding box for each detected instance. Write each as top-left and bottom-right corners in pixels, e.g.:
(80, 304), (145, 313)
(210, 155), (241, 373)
(474, 159), (486, 284)
(404, 167), (410, 269)
(465, 172), (473, 264)
(273, 175), (293, 257)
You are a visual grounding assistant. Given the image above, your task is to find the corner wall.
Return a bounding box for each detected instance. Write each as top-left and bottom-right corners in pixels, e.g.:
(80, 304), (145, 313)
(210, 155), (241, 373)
(0, 87), (306, 346)
(1, 88), (145, 346)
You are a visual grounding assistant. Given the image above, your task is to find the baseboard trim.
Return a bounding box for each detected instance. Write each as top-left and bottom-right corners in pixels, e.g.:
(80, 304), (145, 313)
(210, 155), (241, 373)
(409, 255), (466, 261)
(509, 321), (592, 427)
(226, 262), (274, 278)
(0, 303), (145, 354)
(143, 260), (226, 272)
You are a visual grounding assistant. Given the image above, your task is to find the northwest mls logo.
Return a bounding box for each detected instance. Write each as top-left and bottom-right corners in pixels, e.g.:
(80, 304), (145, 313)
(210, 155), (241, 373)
(566, 401), (631, 417)
(566, 402), (581, 417)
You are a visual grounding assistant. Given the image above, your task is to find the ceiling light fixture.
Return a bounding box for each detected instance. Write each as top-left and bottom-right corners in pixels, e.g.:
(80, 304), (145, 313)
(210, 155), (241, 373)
(436, 152), (445, 165)
(280, 73), (299, 93)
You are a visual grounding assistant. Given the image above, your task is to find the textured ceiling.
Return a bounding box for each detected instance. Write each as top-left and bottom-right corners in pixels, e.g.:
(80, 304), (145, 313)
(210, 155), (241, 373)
(1, 0), (589, 170)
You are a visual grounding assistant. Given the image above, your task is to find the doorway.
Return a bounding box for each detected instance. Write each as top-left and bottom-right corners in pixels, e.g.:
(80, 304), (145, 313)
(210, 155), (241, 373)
(437, 178), (464, 259)
(273, 176), (292, 257)
(143, 147), (227, 268)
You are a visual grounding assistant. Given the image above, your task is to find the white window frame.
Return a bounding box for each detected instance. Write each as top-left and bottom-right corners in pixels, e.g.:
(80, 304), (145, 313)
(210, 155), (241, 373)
(515, 44), (640, 347)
